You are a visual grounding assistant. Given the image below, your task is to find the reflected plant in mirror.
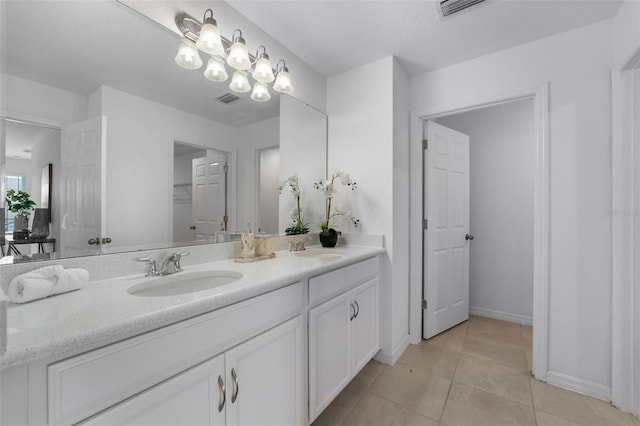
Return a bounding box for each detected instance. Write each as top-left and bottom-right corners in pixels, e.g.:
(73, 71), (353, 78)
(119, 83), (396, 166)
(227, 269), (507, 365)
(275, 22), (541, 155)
(5, 190), (36, 232)
(277, 175), (309, 235)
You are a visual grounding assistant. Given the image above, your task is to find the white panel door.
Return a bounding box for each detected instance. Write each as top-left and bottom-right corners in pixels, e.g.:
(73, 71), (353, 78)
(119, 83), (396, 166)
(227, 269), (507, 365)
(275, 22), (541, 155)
(308, 292), (351, 422)
(225, 316), (304, 426)
(81, 354), (225, 426)
(60, 116), (106, 255)
(192, 153), (226, 240)
(352, 278), (380, 374)
(423, 121), (470, 339)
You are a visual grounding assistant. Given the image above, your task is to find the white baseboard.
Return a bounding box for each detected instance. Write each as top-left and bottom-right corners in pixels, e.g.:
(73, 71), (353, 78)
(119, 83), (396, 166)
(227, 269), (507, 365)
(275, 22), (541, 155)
(469, 306), (533, 326)
(374, 335), (411, 366)
(546, 371), (611, 402)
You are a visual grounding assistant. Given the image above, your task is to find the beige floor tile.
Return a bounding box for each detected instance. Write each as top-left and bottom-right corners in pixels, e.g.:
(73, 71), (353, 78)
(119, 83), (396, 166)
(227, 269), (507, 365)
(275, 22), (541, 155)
(312, 380), (368, 426)
(369, 363), (451, 421)
(398, 343), (460, 379)
(462, 333), (528, 372)
(468, 319), (526, 347)
(530, 379), (602, 426)
(535, 410), (583, 426)
(525, 348), (532, 374)
(453, 354), (532, 407)
(522, 325), (533, 339)
(422, 328), (467, 353)
(341, 392), (439, 426)
(352, 359), (385, 387)
(449, 319), (470, 334)
(584, 395), (637, 426)
(441, 382), (536, 426)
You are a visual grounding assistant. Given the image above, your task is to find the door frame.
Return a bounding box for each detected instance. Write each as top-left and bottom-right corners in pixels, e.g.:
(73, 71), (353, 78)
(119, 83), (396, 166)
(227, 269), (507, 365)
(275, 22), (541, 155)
(611, 50), (640, 414)
(409, 83), (549, 381)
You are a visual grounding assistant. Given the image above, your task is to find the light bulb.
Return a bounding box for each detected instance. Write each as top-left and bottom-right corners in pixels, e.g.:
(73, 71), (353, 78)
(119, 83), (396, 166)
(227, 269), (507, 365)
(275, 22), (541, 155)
(273, 67), (293, 93)
(229, 70), (251, 93)
(252, 54), (275, 83)
(226, 37), (251, 70)
(250, 81), (271, 102)
(196, 18), (224, 55)
(175, 37), (203, 70)
(203, 56), (228, 82)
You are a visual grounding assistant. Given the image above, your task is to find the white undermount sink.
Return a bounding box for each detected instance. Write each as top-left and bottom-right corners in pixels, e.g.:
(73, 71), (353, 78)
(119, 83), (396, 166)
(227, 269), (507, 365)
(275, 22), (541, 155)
(294, 248), (346, 260)
(127, 270), (243, 297)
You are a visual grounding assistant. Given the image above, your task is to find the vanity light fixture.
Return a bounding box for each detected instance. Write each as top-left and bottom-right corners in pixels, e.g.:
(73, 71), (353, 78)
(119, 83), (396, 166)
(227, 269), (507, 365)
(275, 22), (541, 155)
(174, 10), (293, 101)
(229, 70), (251, 93)
(273, 60), (293, 94)
(250, 81), (271, 102)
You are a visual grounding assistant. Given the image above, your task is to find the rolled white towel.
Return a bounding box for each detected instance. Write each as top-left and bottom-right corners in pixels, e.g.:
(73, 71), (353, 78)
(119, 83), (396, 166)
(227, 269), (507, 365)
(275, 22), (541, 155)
(8, 266), (89, 304)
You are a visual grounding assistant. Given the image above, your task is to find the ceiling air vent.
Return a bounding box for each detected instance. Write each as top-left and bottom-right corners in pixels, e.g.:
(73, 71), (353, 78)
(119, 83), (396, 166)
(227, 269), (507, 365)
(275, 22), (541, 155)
(436, 0), (486, 18)
(216, 93), (240, 105)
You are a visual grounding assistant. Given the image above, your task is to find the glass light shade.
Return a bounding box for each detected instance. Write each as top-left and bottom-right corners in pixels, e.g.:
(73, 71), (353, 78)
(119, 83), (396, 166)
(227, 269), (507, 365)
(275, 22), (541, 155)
(203, 56), (228, 82)
(229, 71), (251, 93)
(250, 82), (271, 102)
(226, 40), (251, 70)
(252, 56), (275, 83)
(273, 69), (293, 93)
(196, 22), (224, 55)
(175, 38), (203, 69)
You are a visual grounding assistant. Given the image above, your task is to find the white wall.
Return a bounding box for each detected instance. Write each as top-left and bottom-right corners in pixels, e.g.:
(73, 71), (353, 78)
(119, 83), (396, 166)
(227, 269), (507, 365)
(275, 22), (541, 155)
(411, 20), (613, 394)
(279, 95), (327, 234)
(258, 148), (280, 234)
(327, 56), (411, 362)
(613, 0), (640, 70)
(0, 74), (87, 125)
(437, 100), (535, 323)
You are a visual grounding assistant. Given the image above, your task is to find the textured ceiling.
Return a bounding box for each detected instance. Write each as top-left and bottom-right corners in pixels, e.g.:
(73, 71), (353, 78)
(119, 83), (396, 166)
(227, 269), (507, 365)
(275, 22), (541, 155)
(227, 0), (623, 77)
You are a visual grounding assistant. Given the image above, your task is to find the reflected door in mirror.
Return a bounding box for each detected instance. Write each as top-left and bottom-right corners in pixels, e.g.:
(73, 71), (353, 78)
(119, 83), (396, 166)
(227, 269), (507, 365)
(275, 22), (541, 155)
(193, 153), (227, 240)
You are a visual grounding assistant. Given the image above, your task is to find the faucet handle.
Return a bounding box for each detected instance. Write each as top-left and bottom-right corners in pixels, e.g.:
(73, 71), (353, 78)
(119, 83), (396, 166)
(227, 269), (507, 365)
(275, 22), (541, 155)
(138, 257), (157, 276)
(173, 252), (190, 272)
(288, 241), (295, 252)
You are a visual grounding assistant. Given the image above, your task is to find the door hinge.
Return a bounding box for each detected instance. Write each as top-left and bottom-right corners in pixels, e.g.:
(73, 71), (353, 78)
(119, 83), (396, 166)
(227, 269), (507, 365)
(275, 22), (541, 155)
(422, 299), (427, 310)
(422, 139), (428, 150)
(423, 219), (428, 229)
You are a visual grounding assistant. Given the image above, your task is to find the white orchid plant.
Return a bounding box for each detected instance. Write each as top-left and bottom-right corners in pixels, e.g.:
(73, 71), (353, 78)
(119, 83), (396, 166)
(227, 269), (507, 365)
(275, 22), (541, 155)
(277, 175), (309, 235)
(314, 171), (360, 235)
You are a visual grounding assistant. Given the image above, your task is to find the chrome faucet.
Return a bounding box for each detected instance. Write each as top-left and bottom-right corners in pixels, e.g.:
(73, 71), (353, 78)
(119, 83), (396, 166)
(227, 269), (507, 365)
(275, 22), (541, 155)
(138, 252), (190, 276)
(289, 237), (312, 252)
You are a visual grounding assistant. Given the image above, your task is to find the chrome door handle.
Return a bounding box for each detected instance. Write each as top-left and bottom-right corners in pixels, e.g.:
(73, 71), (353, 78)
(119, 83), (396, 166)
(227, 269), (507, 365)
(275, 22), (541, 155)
(350, 302), (355, 321)
(465, 234), (474, 241)
(217, 375), (226, 412)
(354, 300), (360, 319)
(88, 238), (99, 245)
(231, 368), (239, 403)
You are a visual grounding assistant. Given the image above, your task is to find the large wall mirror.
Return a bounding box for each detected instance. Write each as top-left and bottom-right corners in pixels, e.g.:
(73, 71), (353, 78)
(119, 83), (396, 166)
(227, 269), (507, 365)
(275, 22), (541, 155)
(0, 0), (327, 263)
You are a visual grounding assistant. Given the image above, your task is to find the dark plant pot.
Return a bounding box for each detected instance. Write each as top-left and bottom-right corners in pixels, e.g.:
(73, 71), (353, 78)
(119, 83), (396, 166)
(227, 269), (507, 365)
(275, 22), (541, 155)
(13, 230), (29, 240)
(319, 228), (339, 248)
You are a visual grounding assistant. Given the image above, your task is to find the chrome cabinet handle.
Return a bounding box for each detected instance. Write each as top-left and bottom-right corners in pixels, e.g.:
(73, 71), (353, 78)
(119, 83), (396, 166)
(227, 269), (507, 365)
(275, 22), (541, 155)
(354, 300), (360, 319)
(231, 368), (239, 403)
(465, 234), (474, 241)
(217, 375), (226, 412)
(350, 302), (355, 321)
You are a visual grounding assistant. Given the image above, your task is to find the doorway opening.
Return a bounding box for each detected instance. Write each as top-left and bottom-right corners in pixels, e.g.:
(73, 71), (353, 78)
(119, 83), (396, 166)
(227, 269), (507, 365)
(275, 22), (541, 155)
(421, 98), (536, 373)
(409, 84), (549, 381)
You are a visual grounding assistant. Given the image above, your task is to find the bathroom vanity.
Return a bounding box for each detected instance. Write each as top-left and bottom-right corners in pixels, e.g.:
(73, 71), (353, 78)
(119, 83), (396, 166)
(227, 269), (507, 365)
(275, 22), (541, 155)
(0, 244), (383, 426)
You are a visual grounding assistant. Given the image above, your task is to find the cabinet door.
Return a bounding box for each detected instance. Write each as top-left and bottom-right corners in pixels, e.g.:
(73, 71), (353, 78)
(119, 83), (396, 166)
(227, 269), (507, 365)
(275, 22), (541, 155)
(308, 292), (352, 421)
(225, 316), (304, 426)
(352, 278), (380, 373)
(81, 354), (225, 426)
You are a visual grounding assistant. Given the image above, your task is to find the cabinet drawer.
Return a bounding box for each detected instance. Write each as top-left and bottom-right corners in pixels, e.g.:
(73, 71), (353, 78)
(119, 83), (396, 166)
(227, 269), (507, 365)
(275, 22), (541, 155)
(48, 282), (303, 426)
(308, 257), (378, 306)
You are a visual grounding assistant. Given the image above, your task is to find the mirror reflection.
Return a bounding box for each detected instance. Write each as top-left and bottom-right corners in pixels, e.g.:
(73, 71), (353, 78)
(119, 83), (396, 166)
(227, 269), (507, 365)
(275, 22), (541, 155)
(0, 1), (326, 263)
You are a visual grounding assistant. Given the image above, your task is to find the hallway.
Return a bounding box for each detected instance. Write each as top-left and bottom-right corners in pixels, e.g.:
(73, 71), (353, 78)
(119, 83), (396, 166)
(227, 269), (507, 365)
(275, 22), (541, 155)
(313, 315), (638, 426)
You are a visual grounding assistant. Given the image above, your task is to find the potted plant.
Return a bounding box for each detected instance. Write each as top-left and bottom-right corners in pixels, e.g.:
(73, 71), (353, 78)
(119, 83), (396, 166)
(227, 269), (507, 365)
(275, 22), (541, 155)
(5, 189), (36, 237)
(277, 175), (309, 235)
(314, 171), (360, 247)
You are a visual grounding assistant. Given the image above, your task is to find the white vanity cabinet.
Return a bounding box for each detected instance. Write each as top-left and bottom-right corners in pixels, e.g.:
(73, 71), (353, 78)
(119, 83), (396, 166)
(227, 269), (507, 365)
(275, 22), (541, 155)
(308, 258), (380, 421)
(81, 316), (304, 426)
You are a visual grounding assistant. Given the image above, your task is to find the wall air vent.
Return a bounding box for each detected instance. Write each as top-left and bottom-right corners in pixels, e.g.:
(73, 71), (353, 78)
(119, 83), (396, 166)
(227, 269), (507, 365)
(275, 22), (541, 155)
(216, 93), (240, 104)
(435, 0), (487, 19)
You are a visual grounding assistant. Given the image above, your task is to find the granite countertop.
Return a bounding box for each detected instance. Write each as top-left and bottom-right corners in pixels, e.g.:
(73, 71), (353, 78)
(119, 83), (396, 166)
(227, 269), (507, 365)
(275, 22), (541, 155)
(1, 245), (384, 371)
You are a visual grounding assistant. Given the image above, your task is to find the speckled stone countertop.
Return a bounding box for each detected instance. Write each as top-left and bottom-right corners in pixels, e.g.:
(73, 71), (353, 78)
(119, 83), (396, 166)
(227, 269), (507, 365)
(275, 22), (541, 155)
(1, 245), (384, 371)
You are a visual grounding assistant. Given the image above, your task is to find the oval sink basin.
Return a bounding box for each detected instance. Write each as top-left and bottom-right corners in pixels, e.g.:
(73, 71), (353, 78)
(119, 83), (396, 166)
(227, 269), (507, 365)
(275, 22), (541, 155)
(128, 270), (243, 297)
(294, 249), (346, 260)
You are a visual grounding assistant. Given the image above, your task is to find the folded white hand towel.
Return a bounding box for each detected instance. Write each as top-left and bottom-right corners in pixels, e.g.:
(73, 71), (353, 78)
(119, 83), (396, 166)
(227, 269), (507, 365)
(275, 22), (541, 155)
(8, 266), (89, 304)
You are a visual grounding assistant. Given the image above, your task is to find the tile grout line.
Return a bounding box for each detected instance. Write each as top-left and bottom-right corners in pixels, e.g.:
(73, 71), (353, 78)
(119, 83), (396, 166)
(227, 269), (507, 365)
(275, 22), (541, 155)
(336, 365), (386, 426)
